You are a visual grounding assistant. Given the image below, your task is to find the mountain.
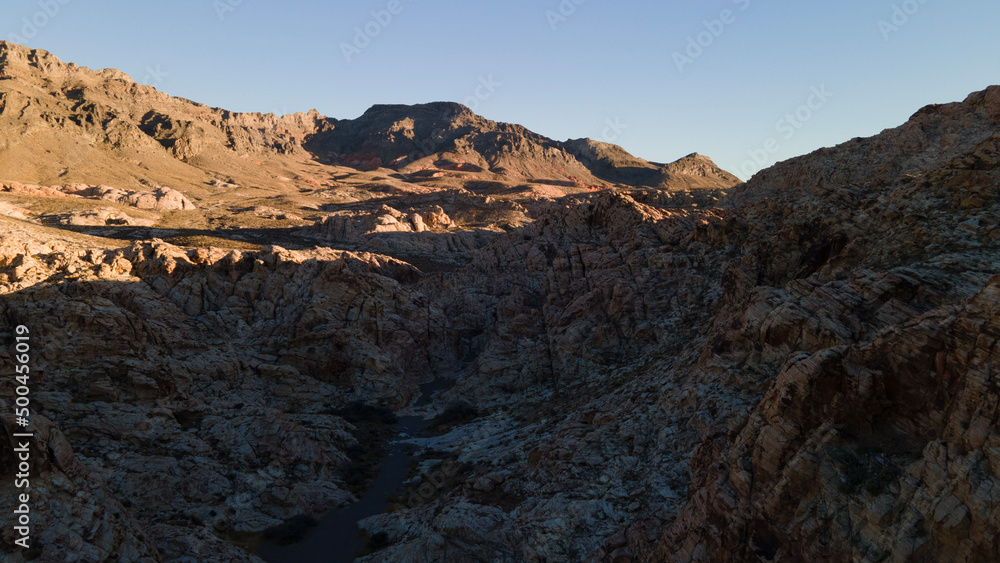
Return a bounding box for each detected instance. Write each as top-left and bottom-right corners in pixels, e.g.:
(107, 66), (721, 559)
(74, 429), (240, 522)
(0, 41), (327, 195)
(0, 41), (735, 196)
(305, 103), (739, 190)
(308, 101), (602, 182)
(2, 39), (1000, 563)
(563, 139), (740, 190)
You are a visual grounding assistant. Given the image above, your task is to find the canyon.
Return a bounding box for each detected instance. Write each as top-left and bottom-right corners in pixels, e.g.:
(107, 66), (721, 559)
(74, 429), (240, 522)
(1, 40), (999, 562)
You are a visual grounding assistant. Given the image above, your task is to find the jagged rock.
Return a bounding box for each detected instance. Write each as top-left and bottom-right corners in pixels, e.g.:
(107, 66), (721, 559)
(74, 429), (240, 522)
(350, 87), (1000, 561)
(0, 412), (161, 561)
(2, 181), (197, 211)
(54, 207), (156, 227)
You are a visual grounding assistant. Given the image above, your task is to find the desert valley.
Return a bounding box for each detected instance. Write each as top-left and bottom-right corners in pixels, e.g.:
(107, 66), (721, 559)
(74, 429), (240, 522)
(1, 40), (1000, 562)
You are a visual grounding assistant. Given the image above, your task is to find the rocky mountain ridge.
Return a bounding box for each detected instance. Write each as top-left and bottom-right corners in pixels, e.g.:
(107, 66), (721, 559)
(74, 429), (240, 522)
(0, 41), (735, 195)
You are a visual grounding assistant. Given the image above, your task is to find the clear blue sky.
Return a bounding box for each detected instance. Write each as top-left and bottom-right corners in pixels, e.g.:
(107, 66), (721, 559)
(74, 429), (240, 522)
(4, 0), (999, 179)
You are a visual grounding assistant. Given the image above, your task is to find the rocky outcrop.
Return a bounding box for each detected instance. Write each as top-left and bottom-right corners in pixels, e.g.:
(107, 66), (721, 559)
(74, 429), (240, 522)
(642, 85), (1000, 563)
(307, 203), (496, 261)
(317, 204), (455, 238)
(657, 276), (1000, 562)
(2, 181), (196, 211)
(0, 412), (162, 561)
(85, 185), (196, 211)
(54, 207), (156, 227)
(0, 201), (29, 220)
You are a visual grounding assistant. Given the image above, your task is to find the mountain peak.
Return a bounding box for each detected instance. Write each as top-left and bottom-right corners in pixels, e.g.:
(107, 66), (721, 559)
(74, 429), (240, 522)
(659, 152), (740, 189)
(361, 101), (472, 118)
(562, 139), (738, 190)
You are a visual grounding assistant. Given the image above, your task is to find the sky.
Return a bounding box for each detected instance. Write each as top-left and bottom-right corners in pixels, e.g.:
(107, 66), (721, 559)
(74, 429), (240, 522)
(3, 0), (999, 180)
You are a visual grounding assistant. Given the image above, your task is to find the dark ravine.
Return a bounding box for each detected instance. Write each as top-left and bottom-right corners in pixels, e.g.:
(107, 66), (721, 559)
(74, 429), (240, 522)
(258, 377), (450, 562)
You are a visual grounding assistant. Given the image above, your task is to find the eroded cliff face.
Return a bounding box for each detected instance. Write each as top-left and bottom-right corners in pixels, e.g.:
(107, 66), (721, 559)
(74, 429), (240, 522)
(648, 88), (1000, 563)
(339, 88), (1000, 562)
(1, 39), (1000, 563)
(0, 224), (450, 560)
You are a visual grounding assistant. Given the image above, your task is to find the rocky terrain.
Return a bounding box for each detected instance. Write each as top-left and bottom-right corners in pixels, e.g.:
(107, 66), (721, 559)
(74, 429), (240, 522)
(1, 40), (999, 562)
